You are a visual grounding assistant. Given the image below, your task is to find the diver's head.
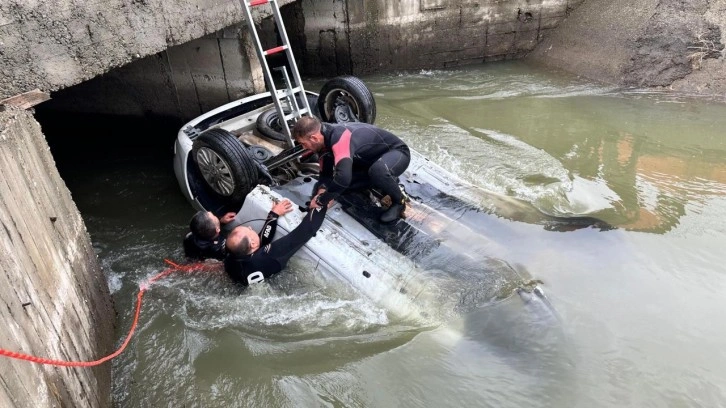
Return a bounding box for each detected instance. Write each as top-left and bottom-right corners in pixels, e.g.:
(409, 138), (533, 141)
(293, 116), (324, 152)
(190, 211), (220, 240)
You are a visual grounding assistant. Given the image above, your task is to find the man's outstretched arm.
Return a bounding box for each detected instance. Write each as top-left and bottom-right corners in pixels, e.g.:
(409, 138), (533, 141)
(259, 199), (294, 247)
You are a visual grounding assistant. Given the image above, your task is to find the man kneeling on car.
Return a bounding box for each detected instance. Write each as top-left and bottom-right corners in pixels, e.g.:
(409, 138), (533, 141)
(292, 116), (410, 223)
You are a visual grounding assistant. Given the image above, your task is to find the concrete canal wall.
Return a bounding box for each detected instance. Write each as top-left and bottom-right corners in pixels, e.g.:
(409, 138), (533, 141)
(528, 0), (726, 96)
(295, 0), (586, 76)
(0, 0), (296, 102)
(32, 0), (586, 120)
(35, 26), (267, 121)
(6, 0), (722, 119)
(0, 107), (115, 407)
(0, 0), (298, 121)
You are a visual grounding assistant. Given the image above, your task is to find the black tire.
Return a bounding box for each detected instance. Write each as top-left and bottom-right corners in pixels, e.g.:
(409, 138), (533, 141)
(256, 108), (288, 142)
(317, 76), (376, 124)
(256, 94), (320, 142)
(302, 93), (320, 118)
(192, 128), (258, 205)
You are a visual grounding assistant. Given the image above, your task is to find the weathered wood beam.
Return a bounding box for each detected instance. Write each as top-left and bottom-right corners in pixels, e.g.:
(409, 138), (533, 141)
(0, 89), (51, 111)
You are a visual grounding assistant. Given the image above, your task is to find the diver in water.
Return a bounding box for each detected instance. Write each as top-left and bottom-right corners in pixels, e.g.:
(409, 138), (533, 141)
(224, 199), (328, 286)
(182, 210), (237, 261)
(292, 116), (411, 223)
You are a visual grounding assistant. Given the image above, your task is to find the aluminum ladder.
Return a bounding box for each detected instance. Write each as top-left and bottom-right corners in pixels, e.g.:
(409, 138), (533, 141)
(241, 0), (312, 147)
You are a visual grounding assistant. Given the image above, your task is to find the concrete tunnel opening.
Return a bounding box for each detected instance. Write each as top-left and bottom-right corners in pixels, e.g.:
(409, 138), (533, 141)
(34, 2), (306, 177)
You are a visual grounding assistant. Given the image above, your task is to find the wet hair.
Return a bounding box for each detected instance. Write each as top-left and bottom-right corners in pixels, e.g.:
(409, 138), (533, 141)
(292, 116), (321, 140)
(237, 236), (251, 256)
(227, 227), (252, 256)
(189, 211), (217, 240)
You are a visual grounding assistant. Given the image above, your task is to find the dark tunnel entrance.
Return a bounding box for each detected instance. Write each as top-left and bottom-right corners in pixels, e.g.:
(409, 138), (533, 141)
(35, 107), (183, 177)
(35, 0), (317, 174)
(34, 0), (311, 193)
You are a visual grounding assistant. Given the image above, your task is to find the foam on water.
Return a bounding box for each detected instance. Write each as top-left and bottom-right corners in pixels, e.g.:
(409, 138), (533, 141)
(407, 121), (586, 210)
(179, 289), (389, 334)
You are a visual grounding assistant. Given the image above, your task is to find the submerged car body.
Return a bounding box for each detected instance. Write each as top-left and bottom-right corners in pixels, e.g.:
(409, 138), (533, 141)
(172, 78), (597, 322)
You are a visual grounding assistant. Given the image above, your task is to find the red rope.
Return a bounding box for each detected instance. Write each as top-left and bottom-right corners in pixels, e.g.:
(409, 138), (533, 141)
(0, 259), (221, 367)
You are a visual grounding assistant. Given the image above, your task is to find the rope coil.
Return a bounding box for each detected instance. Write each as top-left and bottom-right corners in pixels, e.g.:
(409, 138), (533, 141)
(0, 259), (220, 367)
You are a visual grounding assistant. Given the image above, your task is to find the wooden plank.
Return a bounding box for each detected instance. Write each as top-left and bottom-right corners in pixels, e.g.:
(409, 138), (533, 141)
(0, 89), (51, 110)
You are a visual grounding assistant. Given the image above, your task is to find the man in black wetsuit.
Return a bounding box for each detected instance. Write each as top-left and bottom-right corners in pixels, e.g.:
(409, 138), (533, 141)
(224, 199), (328, 286)
(183, 210), (237, 261)
(292, 116), (410, 223)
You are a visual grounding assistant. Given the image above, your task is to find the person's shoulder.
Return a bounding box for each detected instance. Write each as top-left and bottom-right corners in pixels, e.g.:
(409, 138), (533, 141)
(224, 251), (252, 263)
(320, 122), (335, 134)
(183, 232), (199, 256)
(325, 123), (346, 134)
(222, 252), (244, 280)
(224, 251), (252, 273)
(347, 122), (380, 135)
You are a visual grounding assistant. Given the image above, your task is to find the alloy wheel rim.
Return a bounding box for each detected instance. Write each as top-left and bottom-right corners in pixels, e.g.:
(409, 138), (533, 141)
(326, 89), (360, 122)
(195, 147), (235, 196)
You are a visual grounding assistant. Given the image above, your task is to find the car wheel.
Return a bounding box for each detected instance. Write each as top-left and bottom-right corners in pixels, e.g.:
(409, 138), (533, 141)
(192, 128), (258, 204)
(256, 94), (320, 142)
(317, 76), (376, 124)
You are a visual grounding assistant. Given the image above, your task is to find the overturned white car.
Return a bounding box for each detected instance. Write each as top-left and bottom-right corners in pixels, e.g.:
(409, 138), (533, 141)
(172, 76), (604, 322)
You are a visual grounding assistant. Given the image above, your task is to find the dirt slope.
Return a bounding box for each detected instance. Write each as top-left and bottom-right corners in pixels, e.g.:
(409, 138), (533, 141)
(528, 0), (726, 97)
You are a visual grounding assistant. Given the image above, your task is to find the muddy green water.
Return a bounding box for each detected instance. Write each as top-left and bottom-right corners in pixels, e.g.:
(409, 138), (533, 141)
(48, 62), (726, 407)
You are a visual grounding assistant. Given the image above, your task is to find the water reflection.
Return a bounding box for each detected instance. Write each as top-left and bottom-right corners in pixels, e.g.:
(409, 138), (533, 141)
(38, 61), (726, 407)
(368, 65), (726, 235)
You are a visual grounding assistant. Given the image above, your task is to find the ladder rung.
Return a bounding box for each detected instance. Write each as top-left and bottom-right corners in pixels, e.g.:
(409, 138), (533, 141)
(280, 86), (302, 95)
(283, 108), (309, 121)
(264, 45), (287, 56)
(242, 0), (310, 141)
